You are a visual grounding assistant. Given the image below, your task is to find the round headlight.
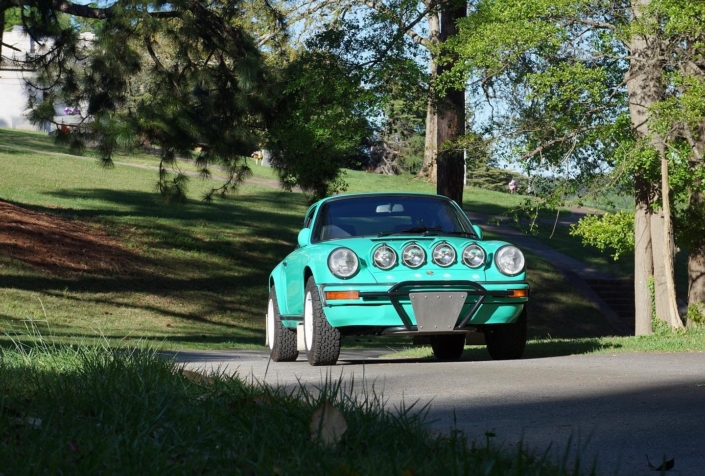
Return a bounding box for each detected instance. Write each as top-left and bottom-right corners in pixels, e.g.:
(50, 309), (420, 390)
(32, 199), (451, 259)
(494, 245), (525, 276)
(402, 243), (426, 268)
(373, 245), (397, 270)
(328, 247), (359, 278)
(432, 242), (456, 267)
(462, 244), (486, 268)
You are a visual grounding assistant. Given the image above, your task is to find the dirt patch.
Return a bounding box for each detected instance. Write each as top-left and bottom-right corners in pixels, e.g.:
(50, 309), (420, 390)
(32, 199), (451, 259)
(0, 200), (141, 276)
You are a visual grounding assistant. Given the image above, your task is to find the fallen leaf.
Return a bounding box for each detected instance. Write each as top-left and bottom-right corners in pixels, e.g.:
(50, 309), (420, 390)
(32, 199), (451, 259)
(310, 401), (348, 446)
(181, 369), (215, 386)
(646, 455), (675, 471)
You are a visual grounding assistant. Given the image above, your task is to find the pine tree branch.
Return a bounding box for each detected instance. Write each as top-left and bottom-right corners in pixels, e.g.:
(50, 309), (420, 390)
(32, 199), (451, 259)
(1, 0), (181, 20)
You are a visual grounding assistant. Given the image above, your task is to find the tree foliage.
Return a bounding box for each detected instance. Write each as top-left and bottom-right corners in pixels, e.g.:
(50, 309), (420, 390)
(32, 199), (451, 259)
(440, 0), (705, 331)
(265, 49), (374, 200)
(2, 0), (279, 202)
(570, 211), (635, 260)
(369, 98), (426, 175)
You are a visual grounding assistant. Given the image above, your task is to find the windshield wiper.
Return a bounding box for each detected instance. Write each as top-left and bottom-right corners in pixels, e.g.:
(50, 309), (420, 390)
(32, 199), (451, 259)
(377, 227), (478, 238)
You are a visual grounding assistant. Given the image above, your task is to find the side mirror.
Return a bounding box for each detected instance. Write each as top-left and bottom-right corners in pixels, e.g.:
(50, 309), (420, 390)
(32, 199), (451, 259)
(472, 224), (483, 240)
(297, 228), (312, 247)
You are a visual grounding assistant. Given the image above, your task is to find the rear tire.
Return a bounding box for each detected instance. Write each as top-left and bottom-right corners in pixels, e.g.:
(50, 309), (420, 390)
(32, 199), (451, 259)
(267, 287), (299, 362)
(485, 305), (528, 360)
(430, 334), (466, 361)
(303, 276), (341, 366)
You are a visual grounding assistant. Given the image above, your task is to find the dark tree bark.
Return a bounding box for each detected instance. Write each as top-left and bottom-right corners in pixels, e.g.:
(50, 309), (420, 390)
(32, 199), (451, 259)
(434, 1), (465, 205)
(683, 123), (705, 319)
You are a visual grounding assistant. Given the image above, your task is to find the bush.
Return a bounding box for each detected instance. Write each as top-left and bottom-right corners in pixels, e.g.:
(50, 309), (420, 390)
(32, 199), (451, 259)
(569, 211), (634, 260)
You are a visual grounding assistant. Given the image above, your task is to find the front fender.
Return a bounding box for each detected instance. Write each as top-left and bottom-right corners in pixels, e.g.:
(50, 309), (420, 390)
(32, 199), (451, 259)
(269, 263), (290, 314)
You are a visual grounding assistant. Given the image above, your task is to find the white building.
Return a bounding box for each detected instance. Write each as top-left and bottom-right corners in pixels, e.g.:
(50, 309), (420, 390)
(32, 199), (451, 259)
(0, 26), (94, 132)
(0, 26), (45, 130)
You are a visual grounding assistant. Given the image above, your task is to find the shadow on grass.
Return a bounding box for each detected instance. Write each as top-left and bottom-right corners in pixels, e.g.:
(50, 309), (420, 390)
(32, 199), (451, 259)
(0, 128), (70, 154)
(0, 190), (308, 325)
(0, 331), (267, 351)
(360, 338), (625, 365)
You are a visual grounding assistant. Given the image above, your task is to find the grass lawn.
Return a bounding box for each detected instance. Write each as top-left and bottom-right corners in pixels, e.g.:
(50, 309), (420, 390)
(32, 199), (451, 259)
(0, 344), (596, 475)
(0, 127), (700, 353)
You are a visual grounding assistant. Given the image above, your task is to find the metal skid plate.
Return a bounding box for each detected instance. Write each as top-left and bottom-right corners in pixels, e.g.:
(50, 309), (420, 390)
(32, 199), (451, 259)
(410, 292), (467, 332)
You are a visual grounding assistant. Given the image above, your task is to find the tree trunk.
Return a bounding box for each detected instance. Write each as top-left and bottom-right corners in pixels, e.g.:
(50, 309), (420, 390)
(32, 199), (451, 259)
(626, 0), (682, 331)
(650, 208), (682, 327)
(420, 90), (438, 182)
(688, 238), (705, 314)
(678, 25), (705, 322)
(634, 175), (654, 335)
(434, 2), (465, 205)
(657, 151), (683, 327)
(417, 10), (439, 182)
(685, 134), (705, 315)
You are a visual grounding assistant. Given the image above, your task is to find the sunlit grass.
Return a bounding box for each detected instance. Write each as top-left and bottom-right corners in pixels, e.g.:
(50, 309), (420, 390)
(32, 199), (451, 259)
(385, 327), (705, 361)
(0, 129), (310, 349)
(2, 127), (690, 353)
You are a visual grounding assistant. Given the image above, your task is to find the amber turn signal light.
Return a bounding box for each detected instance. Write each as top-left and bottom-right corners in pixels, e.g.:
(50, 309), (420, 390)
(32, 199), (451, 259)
(325, 291), (360, 300)
(507, 289), (528, 298)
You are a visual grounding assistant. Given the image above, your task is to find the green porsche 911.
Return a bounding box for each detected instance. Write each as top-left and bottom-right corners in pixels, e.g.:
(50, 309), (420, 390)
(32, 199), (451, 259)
(266, 192), (529, 366)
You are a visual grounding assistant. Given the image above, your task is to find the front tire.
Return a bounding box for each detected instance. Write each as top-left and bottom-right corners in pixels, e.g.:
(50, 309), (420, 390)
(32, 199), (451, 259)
(430, 334), (466, 361)
(303, 276), (341, 366)
(485, 305), (528, 360)
(267, 287), (299, 362)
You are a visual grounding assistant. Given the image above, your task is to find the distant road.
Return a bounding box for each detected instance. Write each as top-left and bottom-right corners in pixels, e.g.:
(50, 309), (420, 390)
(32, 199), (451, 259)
(173, 349), (705, 476)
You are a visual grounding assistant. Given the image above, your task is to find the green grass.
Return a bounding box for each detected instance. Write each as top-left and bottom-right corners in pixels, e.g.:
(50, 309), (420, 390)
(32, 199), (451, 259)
(0, 342), (595, 475)
(2, 127), (697, 353)
(0, 127), (622, 350)
(0, 129), (312, 349)
(385, 327), (705, 361)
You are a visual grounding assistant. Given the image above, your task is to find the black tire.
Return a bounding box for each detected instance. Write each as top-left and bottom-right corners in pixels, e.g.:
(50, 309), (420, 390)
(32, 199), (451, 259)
(303, 276), (341, 366)
(485, 305), (528, 360)
(430, 334), (466, 361)
(267, 287), (299, 362)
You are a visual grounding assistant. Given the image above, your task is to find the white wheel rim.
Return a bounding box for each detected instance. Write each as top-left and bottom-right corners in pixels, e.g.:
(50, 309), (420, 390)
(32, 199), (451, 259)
(266, 298), (275, 350)
(304, 291), (313, 351)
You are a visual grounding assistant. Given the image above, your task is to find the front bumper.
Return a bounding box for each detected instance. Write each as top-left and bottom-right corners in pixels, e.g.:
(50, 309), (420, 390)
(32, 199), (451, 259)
(310, 280), (529, 331)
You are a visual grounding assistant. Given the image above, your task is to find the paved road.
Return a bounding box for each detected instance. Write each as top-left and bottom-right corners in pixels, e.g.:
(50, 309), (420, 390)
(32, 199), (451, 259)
(171, 349), (705, 476)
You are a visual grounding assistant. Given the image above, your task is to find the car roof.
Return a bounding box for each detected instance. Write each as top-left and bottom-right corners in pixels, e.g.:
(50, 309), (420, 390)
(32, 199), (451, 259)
(312, 192), (451, 207)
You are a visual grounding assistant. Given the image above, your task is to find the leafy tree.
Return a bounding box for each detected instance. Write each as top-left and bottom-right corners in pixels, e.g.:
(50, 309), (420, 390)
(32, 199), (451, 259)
(269, 0), (467, 204)
(1, 0), (275, 202)
(265, 49), (374, 200)
(369, 98), (426, 175)
(441, 0), (705, 332)
(2, 7), (21, 31)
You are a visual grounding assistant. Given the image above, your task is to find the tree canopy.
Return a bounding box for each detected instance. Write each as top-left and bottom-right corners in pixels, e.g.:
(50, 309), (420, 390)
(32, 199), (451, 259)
(439, 0), (705, 330)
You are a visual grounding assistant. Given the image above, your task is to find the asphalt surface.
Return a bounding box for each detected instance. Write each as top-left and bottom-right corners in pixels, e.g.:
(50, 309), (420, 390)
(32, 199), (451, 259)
(171, 349), (705, 476)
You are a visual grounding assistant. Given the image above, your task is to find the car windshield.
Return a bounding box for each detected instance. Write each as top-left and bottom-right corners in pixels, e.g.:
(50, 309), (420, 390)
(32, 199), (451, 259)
(311, 195), (477, 242)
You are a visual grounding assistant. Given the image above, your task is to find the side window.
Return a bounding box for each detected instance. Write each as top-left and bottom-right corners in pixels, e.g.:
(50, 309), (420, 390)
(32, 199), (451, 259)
(304, 207), (316, 229)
